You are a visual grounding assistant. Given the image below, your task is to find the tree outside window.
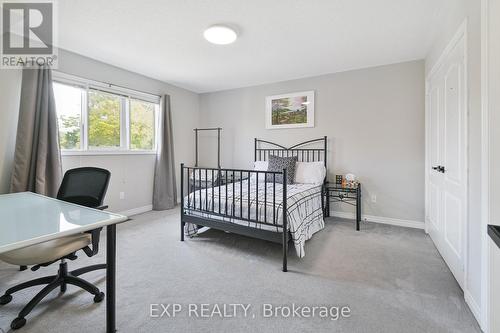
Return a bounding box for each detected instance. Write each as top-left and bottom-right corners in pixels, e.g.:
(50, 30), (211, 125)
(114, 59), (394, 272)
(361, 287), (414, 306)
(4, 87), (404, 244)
(53, 80), (158, 152)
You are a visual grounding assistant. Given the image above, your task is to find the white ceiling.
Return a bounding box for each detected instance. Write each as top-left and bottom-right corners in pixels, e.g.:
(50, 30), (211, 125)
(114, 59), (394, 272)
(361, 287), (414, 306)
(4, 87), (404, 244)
(57, 0), (445, 93)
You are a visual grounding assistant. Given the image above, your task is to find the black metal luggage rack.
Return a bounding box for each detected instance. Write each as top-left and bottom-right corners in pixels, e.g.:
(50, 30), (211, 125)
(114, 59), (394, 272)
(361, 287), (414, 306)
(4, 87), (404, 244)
(189, 169), (249, 191)
(189, 127), (222, 192)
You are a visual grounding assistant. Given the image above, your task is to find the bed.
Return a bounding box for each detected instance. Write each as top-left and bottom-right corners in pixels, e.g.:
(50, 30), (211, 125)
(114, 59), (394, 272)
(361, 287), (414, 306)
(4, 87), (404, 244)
(180, 137), (328, 271)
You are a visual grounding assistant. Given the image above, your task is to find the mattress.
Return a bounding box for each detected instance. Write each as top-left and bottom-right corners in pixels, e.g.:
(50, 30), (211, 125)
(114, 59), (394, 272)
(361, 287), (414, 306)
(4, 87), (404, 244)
(183, 179), (324, 257)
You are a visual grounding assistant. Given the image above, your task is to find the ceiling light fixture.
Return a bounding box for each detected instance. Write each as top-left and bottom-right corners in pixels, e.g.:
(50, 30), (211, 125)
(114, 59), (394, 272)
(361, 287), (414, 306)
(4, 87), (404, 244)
(203, 25), (237, 45)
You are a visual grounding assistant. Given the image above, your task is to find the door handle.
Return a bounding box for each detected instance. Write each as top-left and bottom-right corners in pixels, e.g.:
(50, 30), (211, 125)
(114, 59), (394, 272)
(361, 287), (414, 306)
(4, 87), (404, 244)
(432, 166), (446, 173)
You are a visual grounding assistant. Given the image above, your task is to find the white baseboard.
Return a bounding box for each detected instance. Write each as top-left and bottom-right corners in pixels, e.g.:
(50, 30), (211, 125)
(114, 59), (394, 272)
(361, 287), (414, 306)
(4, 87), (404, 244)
(330, 211), (425, 229)
(117, 204), (153, 217)
(464, 290), (482, 327)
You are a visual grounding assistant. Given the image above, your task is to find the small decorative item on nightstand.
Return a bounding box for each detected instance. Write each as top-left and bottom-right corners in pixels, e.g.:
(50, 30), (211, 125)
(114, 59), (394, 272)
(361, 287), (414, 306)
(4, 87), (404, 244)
(335, 175), (343, 186)
(345, 173), (358, 188)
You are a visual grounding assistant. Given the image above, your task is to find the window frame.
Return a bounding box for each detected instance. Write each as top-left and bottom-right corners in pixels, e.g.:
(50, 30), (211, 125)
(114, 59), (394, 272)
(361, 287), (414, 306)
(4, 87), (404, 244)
(53, 71), (160, 155)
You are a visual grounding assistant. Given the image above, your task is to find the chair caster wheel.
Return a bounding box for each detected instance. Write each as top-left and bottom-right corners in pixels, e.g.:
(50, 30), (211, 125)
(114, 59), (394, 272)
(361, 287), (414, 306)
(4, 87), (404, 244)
(11, 317), (26, 330)
(0, 294), (12, 305)
(94, 292), (105, 303)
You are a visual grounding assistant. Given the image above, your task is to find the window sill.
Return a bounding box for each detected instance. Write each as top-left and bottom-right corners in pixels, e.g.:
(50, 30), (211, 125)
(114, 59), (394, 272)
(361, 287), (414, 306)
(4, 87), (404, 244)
(61, 150), (157, 156)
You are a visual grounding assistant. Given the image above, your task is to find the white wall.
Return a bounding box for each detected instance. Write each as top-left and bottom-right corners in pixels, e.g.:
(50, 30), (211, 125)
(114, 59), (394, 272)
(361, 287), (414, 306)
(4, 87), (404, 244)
(424, 0), (483, 325)
(61, 154), (156, 214)
(488, 0), (500, 228)
(0, 49), (200, 213)
(425, 0), (467, 72)
(199, 60), (425, 223)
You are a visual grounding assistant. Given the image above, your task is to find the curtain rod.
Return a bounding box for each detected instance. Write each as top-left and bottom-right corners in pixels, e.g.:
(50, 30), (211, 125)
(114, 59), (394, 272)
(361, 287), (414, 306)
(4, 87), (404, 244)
(53, 70), (163, 99)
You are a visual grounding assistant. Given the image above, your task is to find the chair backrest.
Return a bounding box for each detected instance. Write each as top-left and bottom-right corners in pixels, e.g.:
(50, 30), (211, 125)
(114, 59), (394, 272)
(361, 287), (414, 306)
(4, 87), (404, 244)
(57, 167), (111, 208)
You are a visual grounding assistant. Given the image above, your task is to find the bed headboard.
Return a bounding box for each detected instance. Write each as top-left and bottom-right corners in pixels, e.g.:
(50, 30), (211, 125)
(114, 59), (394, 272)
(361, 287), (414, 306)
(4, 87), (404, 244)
(254, 136), (327, 168)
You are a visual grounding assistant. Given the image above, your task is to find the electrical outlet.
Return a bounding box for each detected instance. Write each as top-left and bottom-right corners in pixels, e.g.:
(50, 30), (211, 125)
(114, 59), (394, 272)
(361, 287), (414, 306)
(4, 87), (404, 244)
(119, 192), (125, 200)
(371, 194), (377, 203)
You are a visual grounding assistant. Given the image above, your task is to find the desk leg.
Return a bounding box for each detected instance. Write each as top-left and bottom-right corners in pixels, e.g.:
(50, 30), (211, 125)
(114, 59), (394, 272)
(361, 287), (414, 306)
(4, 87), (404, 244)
(356, 188), (361, 231)
(326, 190), (330, 217)
(106, 224), (116, 333)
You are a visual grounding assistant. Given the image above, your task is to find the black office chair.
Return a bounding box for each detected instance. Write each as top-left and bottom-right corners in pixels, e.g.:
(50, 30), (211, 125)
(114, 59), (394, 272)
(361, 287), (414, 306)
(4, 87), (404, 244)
(0, 167), (111, 330)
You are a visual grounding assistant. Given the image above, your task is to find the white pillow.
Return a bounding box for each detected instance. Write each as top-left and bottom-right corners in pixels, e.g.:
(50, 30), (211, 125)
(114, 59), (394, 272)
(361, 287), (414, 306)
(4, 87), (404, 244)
(294, 162), (326, 185)
(251, 161), (268, 182)
(253, 161), (268, 171)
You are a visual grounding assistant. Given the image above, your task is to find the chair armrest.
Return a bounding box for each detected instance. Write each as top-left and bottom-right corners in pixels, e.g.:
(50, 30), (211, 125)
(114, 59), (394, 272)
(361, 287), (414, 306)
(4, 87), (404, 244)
(79, 204), (107, 257)
(82, 228), (102, 257)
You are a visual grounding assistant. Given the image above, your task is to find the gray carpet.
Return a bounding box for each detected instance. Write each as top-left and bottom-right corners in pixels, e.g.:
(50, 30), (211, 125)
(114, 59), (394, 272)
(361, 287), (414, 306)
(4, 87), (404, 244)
(0, 208), (481, 333)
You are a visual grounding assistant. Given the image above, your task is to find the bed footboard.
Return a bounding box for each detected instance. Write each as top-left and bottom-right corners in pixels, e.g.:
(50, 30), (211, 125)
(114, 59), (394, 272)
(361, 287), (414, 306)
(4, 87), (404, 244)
(180, 164), (288, 272)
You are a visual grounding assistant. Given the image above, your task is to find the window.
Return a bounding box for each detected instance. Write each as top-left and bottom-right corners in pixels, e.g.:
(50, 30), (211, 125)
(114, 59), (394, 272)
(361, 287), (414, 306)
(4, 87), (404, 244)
(53, 73), (159, 153)
(88, 90), (121, 149)
(53, 83), (84, 150)
(130, 99), (156, 150)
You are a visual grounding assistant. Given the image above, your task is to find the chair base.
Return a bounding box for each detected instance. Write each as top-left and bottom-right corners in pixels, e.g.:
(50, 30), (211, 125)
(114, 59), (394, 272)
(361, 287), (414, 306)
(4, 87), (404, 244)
(0, 261), (106, 330)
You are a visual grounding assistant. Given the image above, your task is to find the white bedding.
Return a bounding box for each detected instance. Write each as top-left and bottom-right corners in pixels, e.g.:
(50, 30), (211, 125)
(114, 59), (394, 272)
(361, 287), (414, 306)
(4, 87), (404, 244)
(183, 179), (324, 257)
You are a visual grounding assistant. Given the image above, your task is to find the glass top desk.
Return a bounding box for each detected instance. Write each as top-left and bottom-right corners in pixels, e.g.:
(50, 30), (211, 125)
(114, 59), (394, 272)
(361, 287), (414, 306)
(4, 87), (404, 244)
(0, 192), (128, 332)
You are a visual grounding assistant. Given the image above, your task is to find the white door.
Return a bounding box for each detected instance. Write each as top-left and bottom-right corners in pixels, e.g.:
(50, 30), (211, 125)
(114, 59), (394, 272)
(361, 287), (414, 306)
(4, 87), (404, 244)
(426, 33), (467, 288)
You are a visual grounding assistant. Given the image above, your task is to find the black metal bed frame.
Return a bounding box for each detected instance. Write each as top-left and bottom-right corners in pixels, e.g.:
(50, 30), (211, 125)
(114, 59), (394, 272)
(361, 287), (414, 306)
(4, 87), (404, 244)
(180, 136), (327, 272)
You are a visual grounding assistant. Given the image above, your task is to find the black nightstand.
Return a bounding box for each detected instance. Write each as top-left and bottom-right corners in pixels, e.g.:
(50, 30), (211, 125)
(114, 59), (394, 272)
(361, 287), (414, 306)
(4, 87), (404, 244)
(324, 182), (362, 230)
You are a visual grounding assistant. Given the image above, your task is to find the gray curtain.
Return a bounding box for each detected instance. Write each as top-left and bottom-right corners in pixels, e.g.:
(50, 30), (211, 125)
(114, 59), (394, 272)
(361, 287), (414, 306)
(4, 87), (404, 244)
(153, 94), (177, 210)
(10, 67), (62, 197)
